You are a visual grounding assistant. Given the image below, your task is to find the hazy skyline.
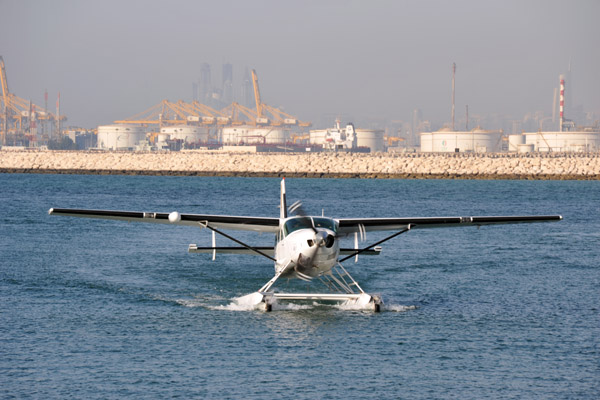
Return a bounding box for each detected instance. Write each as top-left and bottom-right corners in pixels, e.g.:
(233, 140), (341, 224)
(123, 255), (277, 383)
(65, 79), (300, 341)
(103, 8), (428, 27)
(1, 0), (598, 129)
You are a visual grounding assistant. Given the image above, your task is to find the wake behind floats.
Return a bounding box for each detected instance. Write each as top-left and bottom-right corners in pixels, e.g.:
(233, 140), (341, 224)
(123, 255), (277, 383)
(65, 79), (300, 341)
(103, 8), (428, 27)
(49, 178), (561, 312)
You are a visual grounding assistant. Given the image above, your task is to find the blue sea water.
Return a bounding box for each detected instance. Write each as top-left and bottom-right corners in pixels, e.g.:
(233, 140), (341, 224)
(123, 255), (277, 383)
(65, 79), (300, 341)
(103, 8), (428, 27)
(1, 174), (598, 399)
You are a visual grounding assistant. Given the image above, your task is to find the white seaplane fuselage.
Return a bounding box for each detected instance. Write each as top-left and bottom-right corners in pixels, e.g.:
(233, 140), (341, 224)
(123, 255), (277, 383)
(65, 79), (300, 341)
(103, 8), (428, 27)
(275, 216), (339, 280)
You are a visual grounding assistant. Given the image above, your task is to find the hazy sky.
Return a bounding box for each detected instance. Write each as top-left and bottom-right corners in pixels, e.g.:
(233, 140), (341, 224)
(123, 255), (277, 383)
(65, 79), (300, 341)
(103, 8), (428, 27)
(1, 0), (598, 129)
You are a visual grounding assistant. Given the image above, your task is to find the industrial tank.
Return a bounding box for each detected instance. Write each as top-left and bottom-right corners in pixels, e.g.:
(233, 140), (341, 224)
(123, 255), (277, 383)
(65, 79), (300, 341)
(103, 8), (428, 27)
(355, 129), (384, 152)
(523, 131), (600, 152)
(508, 134), (526, 152)
(160, 125), (208, 143)
(420, 127), (502, 153)
(308, 129), (327, 145)
(221, 126), (288, 145)
(97, 125), (147, 150)
(420, 132), (433, 152)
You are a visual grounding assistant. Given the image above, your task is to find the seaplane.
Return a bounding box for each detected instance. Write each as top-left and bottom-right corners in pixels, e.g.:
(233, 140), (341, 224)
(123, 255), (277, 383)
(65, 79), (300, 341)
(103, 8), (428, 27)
(49, 178), (562, 312)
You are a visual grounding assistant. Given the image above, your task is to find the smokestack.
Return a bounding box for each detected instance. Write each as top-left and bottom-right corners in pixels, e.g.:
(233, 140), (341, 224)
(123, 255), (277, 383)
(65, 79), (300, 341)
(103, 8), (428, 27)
(552, 87), (557, 124)
(452, 63), (456, 131)
(559, 75), (565, 132)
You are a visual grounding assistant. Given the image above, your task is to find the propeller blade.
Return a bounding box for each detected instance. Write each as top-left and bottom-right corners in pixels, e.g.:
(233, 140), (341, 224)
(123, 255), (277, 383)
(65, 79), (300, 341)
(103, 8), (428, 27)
(288, 200), (303, 215)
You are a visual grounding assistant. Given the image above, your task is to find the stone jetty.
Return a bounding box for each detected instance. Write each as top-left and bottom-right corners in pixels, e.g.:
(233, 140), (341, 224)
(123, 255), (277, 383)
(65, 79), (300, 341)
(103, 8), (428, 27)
(1, 149), (599, 180)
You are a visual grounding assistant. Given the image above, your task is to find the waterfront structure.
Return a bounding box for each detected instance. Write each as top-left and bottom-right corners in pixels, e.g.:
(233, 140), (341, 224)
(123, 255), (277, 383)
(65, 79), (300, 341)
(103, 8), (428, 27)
(518, 130), (600, 152)
(160, 125), (209, 144)
(420, 127), (503, 153)
(310, 121), (384, 153)
(222, 125), (288, 145)
(97, 124), (147, 150)
(356, 129), (385, 152)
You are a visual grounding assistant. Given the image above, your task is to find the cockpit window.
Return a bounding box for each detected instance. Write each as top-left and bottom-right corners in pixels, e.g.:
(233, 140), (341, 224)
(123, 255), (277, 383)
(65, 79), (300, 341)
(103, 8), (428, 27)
(313, 217), (337, 232)
(283, 217), (338, 236)
(283, 217), (314, 236)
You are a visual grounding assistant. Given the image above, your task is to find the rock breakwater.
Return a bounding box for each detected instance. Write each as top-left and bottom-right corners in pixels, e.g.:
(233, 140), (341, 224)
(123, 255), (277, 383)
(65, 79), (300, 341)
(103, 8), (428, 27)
(1, 149), (599, 180)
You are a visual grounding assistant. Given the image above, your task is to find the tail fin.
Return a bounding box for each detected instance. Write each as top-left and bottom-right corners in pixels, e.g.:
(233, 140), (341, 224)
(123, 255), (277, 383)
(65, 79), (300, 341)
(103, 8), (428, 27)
(280, 178), (287, 219)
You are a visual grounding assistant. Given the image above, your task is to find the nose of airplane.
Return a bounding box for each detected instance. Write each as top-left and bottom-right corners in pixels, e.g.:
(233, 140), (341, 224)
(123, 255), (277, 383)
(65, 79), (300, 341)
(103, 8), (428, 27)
(312, 231), (335, 248)
(298, 243), (319, 267)
(325, 233), (335, 248)
(313, 231), (327, 247)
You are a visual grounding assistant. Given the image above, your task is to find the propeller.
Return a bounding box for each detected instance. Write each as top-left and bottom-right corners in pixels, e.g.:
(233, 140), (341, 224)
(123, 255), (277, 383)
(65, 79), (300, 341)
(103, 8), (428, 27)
(288, 200), (335, 248)
(288, 200), (305, 216)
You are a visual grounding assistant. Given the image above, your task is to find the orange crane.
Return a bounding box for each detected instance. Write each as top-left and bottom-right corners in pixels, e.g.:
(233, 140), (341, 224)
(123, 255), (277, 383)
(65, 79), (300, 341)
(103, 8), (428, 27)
(114, 99), (231, 128)
(0, 56), (63, 145)
(384, 136), (405, 147)
(248, 69), (311, 127)
(115, 69), (311, 131)
(291, 133), (310, 144)
(251, 69), (264, 120)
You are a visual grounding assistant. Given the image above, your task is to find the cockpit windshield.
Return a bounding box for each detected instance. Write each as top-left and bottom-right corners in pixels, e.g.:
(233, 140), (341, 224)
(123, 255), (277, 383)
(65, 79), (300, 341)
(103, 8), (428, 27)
(283, 217), (337, 236)
(312, 217), (337, 232)
(283, 217), (313, 236)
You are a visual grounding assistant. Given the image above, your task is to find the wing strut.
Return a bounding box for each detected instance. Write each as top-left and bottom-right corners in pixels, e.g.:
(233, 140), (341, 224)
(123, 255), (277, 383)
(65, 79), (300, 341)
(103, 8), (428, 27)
(339, 225), (412, 263)
(199, 222), (276, 262)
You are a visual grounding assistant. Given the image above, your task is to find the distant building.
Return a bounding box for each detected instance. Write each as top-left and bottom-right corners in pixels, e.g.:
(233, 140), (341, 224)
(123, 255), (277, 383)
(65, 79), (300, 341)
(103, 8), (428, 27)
(411, 109), (422, 147)
(241, 67), (254, 109)
(200, 63), (212, 104)
(513, 129), (600, 152)
(420, 127), (503, 153)
(222, 63), (233, 104)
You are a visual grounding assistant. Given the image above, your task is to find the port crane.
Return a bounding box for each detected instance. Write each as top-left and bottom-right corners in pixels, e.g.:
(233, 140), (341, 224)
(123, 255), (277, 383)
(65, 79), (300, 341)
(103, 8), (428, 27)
(0, 56), (64, 146)
(115, 69), (311, 131)
(248, 69), (311, 128)
(114, 99), (232, 128)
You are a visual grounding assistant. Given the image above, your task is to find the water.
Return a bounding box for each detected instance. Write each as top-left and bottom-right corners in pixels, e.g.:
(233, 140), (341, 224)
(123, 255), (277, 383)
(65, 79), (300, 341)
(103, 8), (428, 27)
(1, 174), (598, 399)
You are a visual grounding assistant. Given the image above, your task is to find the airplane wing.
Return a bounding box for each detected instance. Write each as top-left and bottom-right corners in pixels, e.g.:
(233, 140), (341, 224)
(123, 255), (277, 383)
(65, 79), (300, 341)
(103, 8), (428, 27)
(336, 215), (562, 234)
(48, 208), (280, 232)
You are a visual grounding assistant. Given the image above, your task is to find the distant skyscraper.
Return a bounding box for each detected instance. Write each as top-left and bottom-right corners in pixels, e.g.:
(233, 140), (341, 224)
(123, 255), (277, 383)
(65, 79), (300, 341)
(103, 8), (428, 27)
(412, 109), (423, 147)
(200, 63), (212, 104)
(222, 63), (233, 104)
(241, 67), (254, 109)
(192, 82), (198, 102)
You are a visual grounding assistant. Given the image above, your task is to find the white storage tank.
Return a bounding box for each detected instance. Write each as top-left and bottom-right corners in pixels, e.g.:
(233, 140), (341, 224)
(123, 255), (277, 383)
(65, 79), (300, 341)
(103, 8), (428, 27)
(508, 134), (526, 152)
(160, 125), (208, 143)
(308, 129), (328, 145)
(517, 144), (535, 153)
(523, 131), (600, 152)
(420, 132), (433, 152)
(97, 124), (147, 150)
(355, 129), (384, 152)
(419, 127), (503, 153)
(221, 126), (288, 145)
